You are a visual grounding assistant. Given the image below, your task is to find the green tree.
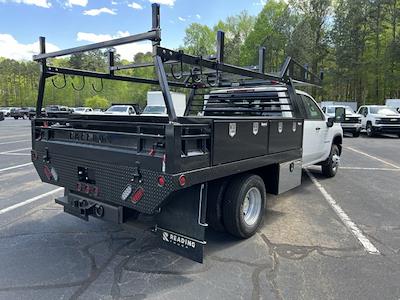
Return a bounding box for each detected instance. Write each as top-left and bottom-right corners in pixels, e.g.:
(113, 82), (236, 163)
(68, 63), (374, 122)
(241, 0), (294, 70)
(84, 95), (110, 109)
(183, 23), (216, 56)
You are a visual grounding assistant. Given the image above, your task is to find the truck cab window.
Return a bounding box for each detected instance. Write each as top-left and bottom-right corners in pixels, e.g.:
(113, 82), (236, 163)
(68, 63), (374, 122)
(301, 95), (324, 120)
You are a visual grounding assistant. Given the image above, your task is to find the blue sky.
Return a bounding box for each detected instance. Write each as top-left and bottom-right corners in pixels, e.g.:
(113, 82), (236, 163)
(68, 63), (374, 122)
(0, 0), (266, 61)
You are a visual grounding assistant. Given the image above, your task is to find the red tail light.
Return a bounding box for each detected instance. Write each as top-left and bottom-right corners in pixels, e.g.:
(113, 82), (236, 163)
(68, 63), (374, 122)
(158, 176), (166, 187)
(178, 175), (186, 187)
(131, 188), (144, 203)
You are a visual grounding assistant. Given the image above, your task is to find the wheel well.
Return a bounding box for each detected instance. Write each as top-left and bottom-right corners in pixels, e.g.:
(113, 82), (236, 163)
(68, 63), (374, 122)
(333, 135), (342, 155)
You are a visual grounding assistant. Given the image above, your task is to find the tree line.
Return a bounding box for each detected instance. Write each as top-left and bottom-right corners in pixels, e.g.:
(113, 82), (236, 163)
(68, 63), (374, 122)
(1, 0), (400, 108)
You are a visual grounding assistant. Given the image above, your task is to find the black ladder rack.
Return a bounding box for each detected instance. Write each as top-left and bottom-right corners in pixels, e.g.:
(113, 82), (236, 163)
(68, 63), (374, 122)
(33, 3), (322, 122)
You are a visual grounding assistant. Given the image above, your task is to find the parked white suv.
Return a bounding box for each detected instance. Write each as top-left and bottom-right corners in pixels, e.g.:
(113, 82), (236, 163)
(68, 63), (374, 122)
(104, 105), (137, 116)
(357, 105), (400, 137)
(322, 105), (362, 137)
(72, 107), (93, 114)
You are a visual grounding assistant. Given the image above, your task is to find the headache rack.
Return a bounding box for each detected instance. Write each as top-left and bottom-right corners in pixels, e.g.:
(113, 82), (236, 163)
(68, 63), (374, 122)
(33, 4), (322, 122)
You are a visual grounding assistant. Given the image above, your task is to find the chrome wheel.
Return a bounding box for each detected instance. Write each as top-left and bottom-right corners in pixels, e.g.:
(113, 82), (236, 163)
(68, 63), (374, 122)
(332, 153), (340, 172)
(241, 187), (262, 226)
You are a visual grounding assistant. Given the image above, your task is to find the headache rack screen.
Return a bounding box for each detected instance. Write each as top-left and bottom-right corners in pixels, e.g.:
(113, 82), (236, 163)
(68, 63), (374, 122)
(187, 90), (293, 117)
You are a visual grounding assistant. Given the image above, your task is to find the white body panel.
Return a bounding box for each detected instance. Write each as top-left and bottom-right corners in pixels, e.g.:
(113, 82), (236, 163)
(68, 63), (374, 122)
(143, 91), (186, 116)
(385, 99), (400, 109)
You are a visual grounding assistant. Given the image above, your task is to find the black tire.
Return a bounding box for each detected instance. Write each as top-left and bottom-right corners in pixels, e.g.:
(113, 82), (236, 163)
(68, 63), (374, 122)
(353, 132), (360, 138)
(322, 144), (340, 178)
(13, 117), (18, 120)
(366, 123), (375, 137)
(222, 174), (266, 239)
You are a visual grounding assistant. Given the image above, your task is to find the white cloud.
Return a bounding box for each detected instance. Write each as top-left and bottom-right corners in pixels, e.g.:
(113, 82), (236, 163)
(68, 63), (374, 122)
(0, 33), (59, 60)
(77, 31), (152, 60)
(196, 14), (201, 19)
(178, 16), (185, 22)
(111, 0), (117, 4)
(0, 0), (51, 8)
(83, 7), (116, 16)
(253, 0), (267, 6)
(128, 1), (142, 9)
(149, 0), (175, 7)
(65, 0), (87, 7)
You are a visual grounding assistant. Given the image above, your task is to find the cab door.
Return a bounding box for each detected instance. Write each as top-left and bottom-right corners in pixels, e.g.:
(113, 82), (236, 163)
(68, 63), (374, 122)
(300, 94), (329, 165)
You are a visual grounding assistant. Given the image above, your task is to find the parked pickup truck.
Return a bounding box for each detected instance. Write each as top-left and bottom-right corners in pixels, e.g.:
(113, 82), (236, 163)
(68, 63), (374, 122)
(11, 107), (35, 119)
(357, 105), (400, 137)
(0, 107), (11, 117)
(322, 105), (362, 137)
(31, 4), (343, 263)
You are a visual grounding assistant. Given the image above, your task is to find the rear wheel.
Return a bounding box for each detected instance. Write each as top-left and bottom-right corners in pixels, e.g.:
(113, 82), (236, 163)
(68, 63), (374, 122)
(322, 144), (340, 178)
(222, 174), (266, 238)
(366, 123), (375, 137)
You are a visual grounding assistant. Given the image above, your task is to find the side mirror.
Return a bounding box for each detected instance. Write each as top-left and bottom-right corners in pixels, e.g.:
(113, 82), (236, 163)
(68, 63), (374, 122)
(335, 107), (346, 122)
(327, 117), (335, 128)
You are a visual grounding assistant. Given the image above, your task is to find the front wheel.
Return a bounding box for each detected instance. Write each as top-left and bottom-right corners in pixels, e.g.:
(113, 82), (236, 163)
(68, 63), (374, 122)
(366, 123), (375, 137)
(222, 174), (266, 238)
(322, 145), (340, 178)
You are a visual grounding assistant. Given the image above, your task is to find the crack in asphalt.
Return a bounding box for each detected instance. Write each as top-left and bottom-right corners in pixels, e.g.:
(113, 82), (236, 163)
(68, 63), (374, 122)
(0, 232), (136, 297)
(70, 234), (136, 300)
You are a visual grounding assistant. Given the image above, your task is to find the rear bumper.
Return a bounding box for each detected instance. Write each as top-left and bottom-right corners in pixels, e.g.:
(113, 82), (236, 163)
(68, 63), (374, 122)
(56, 192), (124, 223)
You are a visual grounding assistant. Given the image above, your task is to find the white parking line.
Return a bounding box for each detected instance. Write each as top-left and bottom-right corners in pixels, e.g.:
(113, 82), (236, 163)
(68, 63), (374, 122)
(341, 167), (400, 171)
(0, 188), (63, 215)
(0, 147), (31, 155)
(0, 134), (30, 140)
(0, 162), (33, 173)
(0, 140), (29, 146)
(346, 147), (400, 169)
(306, 170), (380, 255)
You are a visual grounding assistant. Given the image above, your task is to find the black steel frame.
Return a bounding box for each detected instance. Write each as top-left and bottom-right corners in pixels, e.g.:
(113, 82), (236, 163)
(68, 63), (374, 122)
(33, 3), (321, 122)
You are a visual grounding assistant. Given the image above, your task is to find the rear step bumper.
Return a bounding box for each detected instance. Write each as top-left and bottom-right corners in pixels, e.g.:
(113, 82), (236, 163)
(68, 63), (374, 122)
(55, 193), (123, 224)
(55, 185), (208, 263)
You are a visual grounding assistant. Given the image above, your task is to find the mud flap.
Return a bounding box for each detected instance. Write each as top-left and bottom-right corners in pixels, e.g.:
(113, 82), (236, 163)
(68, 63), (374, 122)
(155, 183), (208, 263)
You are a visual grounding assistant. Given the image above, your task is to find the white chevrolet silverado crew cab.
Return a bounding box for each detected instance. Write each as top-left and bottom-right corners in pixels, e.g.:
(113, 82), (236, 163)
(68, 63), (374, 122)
(357, 105), (400, 137)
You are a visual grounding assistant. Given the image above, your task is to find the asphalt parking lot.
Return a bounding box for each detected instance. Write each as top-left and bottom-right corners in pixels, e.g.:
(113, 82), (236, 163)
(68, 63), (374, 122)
(0, 118), (399, 300)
